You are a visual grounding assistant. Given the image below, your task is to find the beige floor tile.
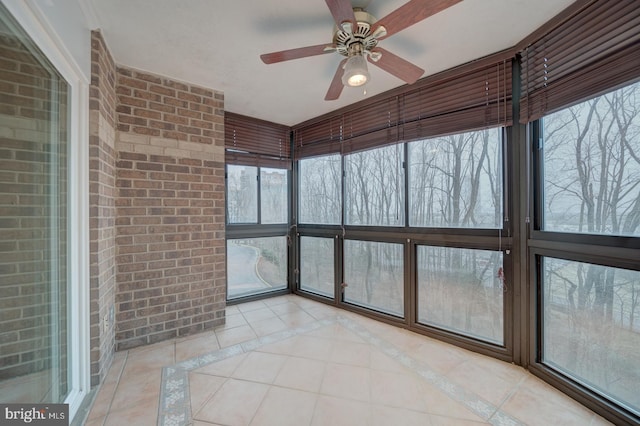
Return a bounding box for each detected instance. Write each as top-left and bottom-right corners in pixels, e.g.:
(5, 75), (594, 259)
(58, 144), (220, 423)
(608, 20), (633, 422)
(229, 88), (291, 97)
(242, 307), (277, 323)
(110, 369), (161, 411)
(86, 380), (117, 421)
(369, 350), (411, 374)
(446, 358), (526, 406)
(225, 305), (241, 315)
(218, 312), (248, 330)
(90, 295), (614, 426)
(269, 301), (304, 316)
(382, 328), (430, 353)
(311, 395), (371, 426)
(232, 351), (288, 384)
(256, 336), (298, 355)
(189, 372), (226, 414)
(305, 305), (339, 320)
(289, 335), (334, 360)
(249, 316), (289, 336)
(194, 352), (247, 377)
(84, 416), (106, 426)
(250, 386), (317, 426)
(501, 374), (603, 426)
(215, 324), (258, 347)
(195, 378), (269, 425)
(370, 369), (430, 412)
(307, 323), (365, 343)
(175, 331), (220, 362)
(122, 341), (175, 374)
(429, 414), (489, 425)
(370, 405), (434, 426)
(261, 295), (292, 307)
(103, 404), (157, 426)
(273, 356), (326, 392)
(278, 310), (316, 327)
(329, 339), (372, 367)
(237, 300), (268, 313)
(320, 363), (370, 402)
(103, 352), (127, 385)
(412, 338), (469, 376)
(420, 381), (485, 422)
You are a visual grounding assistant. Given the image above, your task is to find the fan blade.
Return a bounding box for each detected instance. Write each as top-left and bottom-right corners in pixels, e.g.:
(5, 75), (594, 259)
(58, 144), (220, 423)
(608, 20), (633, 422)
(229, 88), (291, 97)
(325, 0), (357, 29)
(261, 44), (335, 64)
(368, 47), (424, 84)
(371, 0), (462, 40)
(325, 59), (347, 101)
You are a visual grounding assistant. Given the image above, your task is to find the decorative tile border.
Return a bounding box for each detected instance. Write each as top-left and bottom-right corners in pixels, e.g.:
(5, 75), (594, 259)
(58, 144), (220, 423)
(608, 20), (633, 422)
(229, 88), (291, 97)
(157, 318), (336, 425)
(336, 317), (524, 426)
(157, 313), (523, 426)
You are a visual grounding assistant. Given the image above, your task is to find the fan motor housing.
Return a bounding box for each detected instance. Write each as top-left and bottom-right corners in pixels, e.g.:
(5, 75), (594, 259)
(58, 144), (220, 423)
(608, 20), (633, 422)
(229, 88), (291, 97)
(333, 9), (379, 57)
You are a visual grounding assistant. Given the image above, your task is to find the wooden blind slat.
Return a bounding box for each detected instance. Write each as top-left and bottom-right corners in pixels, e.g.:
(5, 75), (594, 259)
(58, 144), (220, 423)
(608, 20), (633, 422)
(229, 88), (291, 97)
(293, 51), (513, 159)
(519, 0), (640, 123)
(224, 112), (291, 161)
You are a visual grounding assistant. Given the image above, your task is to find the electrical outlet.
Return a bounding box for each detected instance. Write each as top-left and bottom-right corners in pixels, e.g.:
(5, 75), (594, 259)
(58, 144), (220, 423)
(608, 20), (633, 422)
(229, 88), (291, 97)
(103, 314), (109, 333)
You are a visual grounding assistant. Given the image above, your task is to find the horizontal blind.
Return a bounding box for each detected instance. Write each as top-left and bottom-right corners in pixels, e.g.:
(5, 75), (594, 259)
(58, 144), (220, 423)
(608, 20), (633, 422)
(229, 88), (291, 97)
(519, 0), (640, 123)
(224, 112), (291, 168)
(293, 50), (512, 158)
(402, 56), (512, 142)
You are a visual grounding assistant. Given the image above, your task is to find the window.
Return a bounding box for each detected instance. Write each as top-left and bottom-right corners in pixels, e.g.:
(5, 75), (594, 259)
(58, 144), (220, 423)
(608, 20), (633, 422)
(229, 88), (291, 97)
(261, 168), (287, 224)
(227, 165), (258, 223)
(345, 145), (404, 226)
(226, 237), (287, 299)
(298, 154), (341, 224)
(533, 73), (640, 423)
(541, 257), (640, 416)
(417, 246), (504, 344)
(343, 240), (404, 316)
(542, 81), (640, 237)
(299, 236), (334, 298)
(409, 128), (503, 228)
(226, 164), (289, 299)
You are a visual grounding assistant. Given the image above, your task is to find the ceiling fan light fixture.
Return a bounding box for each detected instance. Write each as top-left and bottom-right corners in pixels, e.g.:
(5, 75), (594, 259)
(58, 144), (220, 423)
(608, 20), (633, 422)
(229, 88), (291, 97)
(342, 53), (370, 87)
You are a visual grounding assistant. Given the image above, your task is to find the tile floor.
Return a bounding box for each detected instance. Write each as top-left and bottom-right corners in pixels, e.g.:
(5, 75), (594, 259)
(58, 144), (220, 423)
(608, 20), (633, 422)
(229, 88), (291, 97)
(85, 295), (612, 426)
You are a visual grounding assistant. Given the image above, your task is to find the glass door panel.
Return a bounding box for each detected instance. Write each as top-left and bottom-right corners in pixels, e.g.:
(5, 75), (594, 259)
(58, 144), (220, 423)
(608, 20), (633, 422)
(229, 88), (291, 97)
(0, 4), (70, 404)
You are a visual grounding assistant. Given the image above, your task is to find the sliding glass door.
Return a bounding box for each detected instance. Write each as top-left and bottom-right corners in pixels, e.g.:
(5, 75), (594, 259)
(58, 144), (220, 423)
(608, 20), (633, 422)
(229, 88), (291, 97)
(0, 2), (76, 407)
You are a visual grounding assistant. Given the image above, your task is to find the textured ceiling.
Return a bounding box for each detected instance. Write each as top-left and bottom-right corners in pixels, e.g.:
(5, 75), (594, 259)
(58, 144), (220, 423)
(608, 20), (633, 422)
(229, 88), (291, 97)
(88, 0), (575, 126)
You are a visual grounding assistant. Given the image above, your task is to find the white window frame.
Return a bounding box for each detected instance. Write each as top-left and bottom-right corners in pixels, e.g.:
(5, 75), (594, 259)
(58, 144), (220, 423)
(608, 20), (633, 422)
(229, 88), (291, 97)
(2, 0), (91, 420)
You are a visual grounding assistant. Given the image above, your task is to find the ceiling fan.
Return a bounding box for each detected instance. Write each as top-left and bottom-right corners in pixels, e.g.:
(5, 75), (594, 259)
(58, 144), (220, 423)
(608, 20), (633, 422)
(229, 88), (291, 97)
(260, 0), (463, 100)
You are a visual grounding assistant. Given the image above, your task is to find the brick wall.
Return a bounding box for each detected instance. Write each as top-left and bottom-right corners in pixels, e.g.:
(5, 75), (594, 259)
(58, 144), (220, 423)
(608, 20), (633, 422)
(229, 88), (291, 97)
(0, 30), (69, 384)
(114, 67), (226, 350)
(88, 30), (117, 385)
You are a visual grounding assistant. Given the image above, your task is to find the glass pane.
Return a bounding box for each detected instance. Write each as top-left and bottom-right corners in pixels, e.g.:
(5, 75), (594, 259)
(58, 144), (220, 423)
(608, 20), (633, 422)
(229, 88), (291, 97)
(300, 236), (334, 298)
(542, 81), (640, 237)
(344, 240), (404, 316)
(227, 237), (287, 299)
(417, 246), (504, 344)
(260, 168), (287, 224)
(0, 4), (69, 403)
(345, 145), (404, 226)
(542, 257), (640, 416)
(409, 128), (503, 228)
(226, 165), (257, 223)
(298, 154), (341, 224)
